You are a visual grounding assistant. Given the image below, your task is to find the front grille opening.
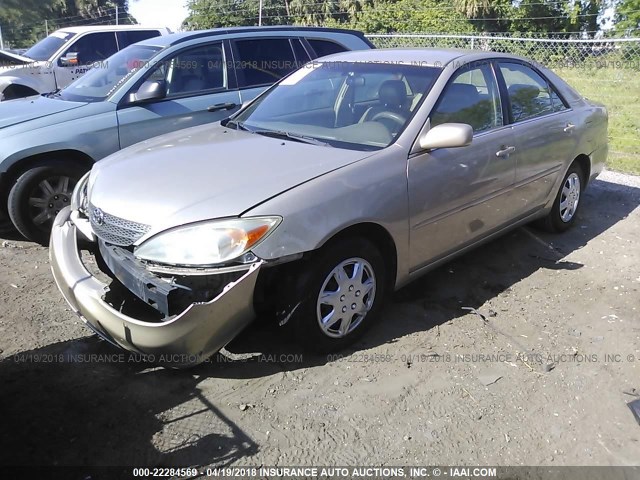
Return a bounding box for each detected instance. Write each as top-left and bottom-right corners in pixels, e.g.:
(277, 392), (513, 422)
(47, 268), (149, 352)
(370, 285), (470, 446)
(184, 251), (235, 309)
(80, 234), (253, 323)
(103, 279), (166, 323)
(88, 203), (150, 246)
(79, 242), (167, 323)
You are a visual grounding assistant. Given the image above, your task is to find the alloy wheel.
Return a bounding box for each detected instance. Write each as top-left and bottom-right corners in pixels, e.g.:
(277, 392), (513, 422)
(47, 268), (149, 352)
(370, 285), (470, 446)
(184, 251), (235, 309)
(316, 257), (376, 338)
(27, 176), (74, 230)
(559, 172), (581, 223)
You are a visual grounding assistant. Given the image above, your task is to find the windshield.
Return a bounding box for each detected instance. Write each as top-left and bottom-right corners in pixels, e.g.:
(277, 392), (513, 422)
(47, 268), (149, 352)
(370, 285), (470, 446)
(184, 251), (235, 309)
(232, 61), (441, 150)
(24, 31), (75, 61)
(59, 44), (162, 102)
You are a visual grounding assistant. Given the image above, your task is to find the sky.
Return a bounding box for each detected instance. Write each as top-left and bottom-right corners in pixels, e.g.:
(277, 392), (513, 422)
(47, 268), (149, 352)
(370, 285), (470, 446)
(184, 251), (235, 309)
(128, 0), (190, 32)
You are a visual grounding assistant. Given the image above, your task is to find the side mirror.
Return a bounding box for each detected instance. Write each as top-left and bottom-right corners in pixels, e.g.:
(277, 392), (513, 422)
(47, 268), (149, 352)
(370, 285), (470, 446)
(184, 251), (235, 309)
(59, 52), (79, 67)
(419, 123), (473, 150)
(132, 80), (166, 103)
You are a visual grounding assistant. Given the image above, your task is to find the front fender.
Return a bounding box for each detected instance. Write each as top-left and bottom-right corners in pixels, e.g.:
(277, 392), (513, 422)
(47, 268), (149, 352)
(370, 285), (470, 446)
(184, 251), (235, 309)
(0, 104), (119, 176)
(245, 146), (411, 288)
(0, 75), (48, 98)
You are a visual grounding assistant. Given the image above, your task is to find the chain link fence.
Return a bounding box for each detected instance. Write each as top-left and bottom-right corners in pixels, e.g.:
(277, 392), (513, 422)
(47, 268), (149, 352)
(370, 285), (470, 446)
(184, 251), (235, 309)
(367, 34), (640, 174)
(367, 34), (640, 69)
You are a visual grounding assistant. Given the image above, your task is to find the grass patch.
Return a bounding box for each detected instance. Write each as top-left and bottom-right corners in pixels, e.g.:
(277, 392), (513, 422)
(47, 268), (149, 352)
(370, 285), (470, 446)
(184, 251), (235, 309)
(554, 67), (640, 175)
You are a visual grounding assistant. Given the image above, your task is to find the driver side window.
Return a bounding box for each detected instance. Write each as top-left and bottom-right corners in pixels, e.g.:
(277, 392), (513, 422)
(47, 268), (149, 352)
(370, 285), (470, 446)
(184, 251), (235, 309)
(431, 63), (503, 134)
(146, 42), (227, 97)
(61, 32), (118, 66)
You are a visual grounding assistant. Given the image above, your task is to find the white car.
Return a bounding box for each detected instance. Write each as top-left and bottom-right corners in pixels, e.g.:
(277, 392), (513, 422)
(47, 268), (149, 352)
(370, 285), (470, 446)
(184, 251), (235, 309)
(0, 25), (170, 100)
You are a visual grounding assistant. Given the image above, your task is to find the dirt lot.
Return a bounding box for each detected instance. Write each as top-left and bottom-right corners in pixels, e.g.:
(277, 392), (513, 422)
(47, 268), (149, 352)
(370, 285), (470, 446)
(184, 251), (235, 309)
(0, 170), (639, 470)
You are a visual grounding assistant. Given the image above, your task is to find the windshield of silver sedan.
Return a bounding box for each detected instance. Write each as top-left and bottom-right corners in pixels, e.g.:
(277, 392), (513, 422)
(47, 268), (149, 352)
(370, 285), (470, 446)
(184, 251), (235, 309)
(58, 44), (162, 102)
(231, 62), (441, 150)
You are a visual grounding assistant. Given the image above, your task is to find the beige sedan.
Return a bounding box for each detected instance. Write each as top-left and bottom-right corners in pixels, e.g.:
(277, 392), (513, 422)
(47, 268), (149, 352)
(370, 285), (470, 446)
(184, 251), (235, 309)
(49, 49), (608, 365)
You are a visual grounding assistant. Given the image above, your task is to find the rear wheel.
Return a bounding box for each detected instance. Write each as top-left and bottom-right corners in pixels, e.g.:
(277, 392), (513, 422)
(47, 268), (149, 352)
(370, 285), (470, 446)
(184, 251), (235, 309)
(286, 237), (387, 352)
(8, 162), (85, 245)
(535, 163), (584, 233)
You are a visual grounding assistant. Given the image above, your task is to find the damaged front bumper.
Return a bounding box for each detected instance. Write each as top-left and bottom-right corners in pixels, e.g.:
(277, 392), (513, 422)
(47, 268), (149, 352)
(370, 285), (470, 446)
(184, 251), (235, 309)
(49, 206), (261, 366)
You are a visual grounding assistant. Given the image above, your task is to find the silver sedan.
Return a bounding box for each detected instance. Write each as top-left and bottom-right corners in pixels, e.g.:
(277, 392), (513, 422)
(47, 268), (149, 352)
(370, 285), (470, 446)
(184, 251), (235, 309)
(50, 49), (608, 365)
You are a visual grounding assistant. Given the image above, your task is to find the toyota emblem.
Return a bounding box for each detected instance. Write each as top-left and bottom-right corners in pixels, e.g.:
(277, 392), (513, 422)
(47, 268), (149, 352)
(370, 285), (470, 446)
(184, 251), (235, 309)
(92, 207), (105, 226)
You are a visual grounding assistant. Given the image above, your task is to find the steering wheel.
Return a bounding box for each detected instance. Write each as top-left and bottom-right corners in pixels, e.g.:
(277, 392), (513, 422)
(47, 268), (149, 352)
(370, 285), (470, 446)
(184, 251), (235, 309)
(370, 111), (406, 128)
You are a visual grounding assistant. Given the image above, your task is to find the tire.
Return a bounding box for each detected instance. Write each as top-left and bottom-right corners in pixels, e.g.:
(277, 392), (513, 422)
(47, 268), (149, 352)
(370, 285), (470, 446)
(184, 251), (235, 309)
(286, 237), (387, 353)
(535, 163), (584, 233)
(8, 162), (86, 245)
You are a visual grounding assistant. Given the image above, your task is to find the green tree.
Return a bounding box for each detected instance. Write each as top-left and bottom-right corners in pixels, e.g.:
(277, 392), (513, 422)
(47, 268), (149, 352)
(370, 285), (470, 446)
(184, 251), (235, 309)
(1, 0), (131, 48)
(453, 0), (489, 17)
(348, 0), (473, 33)
(566, 0), (605, 32)
(615, 0), (640, 33)
(508, 0), (572, 34)
(184, 0), (291, 28)
(289, 0), (340, 25)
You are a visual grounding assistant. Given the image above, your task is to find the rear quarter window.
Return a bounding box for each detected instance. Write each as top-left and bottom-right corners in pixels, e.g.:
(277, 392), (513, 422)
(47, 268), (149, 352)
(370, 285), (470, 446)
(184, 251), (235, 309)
(116, 30), (162, 49)
(307, 39), (348, 58)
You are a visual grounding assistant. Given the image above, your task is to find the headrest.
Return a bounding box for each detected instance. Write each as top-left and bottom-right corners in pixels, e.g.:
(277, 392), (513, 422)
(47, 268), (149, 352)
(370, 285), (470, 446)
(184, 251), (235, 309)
(436, 83), (480, 113)
(378, 80), (407, 108)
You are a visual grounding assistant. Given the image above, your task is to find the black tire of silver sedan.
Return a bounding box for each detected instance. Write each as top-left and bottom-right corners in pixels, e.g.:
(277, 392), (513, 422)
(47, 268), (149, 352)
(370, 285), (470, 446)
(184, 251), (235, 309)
(535, 163), (584, 233)
(8, 162), (84, 245)
(288, 237), (387, 352)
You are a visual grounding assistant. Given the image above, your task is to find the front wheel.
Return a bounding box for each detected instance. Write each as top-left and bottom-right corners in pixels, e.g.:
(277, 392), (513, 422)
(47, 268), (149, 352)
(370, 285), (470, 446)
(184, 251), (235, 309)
(535, 163), (584, 233)
(287, 237), (387, 352)
(8, 162), (85, 245)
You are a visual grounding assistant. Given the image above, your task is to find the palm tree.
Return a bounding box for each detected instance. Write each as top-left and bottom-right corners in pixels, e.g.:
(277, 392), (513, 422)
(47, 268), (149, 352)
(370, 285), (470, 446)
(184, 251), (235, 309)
(453, 0), (490, 17)
(339, 0), (366, 16)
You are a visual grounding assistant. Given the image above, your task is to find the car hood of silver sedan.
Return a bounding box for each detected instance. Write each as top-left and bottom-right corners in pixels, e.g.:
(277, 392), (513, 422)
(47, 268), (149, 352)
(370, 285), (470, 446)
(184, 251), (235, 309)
(88, 123), (376, 237)
(0, 95), (88, 129)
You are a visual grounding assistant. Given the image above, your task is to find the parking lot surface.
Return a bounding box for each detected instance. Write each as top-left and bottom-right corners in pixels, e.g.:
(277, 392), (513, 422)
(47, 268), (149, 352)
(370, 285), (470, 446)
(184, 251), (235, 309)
(0, 170), (639, 468)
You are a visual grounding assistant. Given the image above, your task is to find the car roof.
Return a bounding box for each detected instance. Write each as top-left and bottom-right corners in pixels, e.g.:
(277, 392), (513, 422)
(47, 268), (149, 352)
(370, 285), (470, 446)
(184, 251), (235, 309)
(57, 25), (168, 34)
(318, 48), (521, 67)
(136, 26), (369, 48)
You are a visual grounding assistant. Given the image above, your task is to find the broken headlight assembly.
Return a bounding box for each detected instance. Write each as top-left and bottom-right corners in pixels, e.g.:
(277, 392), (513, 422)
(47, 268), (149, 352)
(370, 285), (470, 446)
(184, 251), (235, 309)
(134, 216), (281, 267)
(70, 171), (90, 214)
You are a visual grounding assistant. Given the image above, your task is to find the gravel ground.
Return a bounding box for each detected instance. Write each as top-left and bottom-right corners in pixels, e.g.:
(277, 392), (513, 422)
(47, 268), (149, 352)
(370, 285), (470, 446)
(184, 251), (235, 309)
(0, 169), (639, 470)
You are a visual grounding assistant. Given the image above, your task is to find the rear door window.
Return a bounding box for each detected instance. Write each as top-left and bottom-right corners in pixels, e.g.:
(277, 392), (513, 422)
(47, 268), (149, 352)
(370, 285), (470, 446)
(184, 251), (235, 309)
(233, 38), (298, 88)
(499, 62), (557, 122)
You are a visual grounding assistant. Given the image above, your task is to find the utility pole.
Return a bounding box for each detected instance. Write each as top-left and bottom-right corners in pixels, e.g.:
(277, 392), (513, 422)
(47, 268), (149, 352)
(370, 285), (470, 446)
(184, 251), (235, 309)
(258, 0), (263, 26)
(116, 6), (119, 25)
(0, 24), (4, 51)
(45, 19), (49, 36)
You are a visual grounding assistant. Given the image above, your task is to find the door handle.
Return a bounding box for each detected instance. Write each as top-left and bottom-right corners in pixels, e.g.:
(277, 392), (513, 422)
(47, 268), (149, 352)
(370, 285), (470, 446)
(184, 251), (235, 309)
(563, 123), (575, 133)
(496, 145), (516, 157)
(207, 102), (238, 112)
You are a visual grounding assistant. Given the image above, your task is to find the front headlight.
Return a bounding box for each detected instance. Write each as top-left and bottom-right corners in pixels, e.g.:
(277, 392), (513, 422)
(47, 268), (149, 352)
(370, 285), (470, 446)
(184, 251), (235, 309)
(70, 171), (90, 213)
(134, 216), (281, 266)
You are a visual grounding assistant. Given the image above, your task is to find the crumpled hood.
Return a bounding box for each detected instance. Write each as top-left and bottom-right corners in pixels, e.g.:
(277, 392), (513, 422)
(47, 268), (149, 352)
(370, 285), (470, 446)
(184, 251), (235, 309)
(0, 50), (34, 66)
(0, 94), (88, 129)
(88, 123), (374, 237)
